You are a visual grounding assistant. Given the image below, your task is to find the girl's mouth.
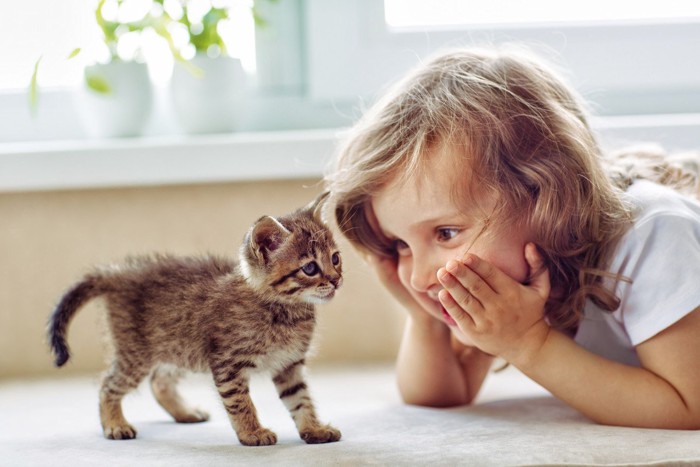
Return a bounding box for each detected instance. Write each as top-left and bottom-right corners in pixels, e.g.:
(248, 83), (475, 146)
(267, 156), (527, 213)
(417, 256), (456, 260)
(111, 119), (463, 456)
(441, 306), (457, 327)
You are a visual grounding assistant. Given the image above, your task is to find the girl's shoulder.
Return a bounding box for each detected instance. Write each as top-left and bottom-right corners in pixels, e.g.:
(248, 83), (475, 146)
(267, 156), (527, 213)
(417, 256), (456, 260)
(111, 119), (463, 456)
(602, 180), (700, 345)
(576, 180), (700, 361)
(617, 180), (700, 268)
(625, 179), (700, 226)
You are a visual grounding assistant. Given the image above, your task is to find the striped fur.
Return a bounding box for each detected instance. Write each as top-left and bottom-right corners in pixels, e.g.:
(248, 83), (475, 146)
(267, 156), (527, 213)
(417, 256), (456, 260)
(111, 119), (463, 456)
(47, 194), (342, 445)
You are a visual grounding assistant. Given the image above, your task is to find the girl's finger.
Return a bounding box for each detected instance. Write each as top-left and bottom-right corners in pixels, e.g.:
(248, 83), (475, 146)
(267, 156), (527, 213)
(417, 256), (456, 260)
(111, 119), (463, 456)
(461, 253), (511, 293)
(441, 258), (497, 304)
(438, 267), (486, 316)
(438, 288), (476, 328)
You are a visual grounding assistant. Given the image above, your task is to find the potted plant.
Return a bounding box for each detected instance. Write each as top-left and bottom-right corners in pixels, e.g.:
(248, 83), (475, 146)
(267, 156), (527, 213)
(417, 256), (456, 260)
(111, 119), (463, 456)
(30, 0), (171, 138)
(168, 0), (253, 134)
(74, 0), (163, 138)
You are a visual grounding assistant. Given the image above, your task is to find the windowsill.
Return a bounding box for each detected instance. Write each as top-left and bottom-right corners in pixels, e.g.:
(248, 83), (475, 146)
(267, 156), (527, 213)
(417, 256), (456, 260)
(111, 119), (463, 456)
(1, 114), (698, 194)
(0, 128), (342, 193)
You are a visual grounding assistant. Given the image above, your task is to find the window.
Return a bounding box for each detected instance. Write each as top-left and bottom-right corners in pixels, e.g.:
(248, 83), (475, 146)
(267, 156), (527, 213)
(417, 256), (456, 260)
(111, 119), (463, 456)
(3, 0), (700, 144)
(304, 0), (700, 116)
(0, 0), (92, 91)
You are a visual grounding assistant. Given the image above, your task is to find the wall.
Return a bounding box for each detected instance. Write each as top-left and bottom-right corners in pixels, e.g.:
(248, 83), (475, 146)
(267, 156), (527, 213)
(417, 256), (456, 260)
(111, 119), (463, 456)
(0, 179), (404, 380)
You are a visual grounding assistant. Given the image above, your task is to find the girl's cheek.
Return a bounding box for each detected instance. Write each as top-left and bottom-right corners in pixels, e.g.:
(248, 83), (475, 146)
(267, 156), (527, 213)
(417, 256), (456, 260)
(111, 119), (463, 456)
(471, 242), (529, 283)
(483, 250), (529, 283)
(467, 226), (530, 283)
(396, 259), (412, 288)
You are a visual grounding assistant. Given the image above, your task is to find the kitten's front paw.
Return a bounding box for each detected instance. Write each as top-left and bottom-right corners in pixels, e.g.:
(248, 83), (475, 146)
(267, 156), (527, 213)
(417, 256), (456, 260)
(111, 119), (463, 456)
(238, 428), (277, 446)
(301, 424), (341, 444)
(103, 423), (137, 440)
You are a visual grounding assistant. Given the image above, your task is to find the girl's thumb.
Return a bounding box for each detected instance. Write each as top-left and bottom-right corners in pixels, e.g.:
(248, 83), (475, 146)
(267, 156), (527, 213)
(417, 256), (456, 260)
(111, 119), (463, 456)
(525, 243), (550, 298)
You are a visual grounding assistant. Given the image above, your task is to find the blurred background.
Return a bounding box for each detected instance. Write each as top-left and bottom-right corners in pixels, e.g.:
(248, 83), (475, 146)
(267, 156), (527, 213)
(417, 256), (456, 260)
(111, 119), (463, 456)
(1, 0), (699, 380)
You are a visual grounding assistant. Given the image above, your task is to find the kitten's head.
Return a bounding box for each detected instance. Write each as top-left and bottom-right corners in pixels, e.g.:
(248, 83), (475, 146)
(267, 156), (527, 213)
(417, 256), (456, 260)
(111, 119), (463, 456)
(239, 192), (343, 304)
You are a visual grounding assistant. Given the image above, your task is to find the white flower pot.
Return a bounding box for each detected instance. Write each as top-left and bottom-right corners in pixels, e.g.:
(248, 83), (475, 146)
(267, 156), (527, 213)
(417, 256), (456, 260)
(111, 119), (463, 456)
(74, 61), (153, 139)
(170, 55), (248, 134)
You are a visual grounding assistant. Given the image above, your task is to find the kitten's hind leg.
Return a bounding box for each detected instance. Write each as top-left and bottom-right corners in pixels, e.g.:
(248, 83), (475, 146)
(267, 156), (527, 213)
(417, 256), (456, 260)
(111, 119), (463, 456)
(150, 364), (209, 423)
(273, 359), (341, 444)
(100, 359), (150, 440)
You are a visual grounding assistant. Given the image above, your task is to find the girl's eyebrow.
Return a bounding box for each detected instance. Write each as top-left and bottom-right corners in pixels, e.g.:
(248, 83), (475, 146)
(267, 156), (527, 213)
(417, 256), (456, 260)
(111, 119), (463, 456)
(412, 210), (472, 228)
(376, 216), (450, 240)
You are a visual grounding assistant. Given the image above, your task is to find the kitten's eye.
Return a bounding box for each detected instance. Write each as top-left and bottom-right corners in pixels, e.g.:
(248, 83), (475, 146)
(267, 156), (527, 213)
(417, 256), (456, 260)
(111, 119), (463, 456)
(301, 261), (319, 276)
(437, 228), (460, 242)
(331, 252), (340, 265)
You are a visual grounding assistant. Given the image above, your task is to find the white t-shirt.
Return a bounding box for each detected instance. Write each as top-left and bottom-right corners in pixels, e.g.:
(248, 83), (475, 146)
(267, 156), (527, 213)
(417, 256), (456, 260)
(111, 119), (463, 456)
(574, 180), (700, 367)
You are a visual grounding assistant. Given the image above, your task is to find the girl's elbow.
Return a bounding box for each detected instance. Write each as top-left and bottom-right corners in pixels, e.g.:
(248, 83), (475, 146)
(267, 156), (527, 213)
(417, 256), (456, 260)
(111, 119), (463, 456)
(592, 410), (700, 430)
(650, 406), (700, 430)
(664, 413), (700, 430)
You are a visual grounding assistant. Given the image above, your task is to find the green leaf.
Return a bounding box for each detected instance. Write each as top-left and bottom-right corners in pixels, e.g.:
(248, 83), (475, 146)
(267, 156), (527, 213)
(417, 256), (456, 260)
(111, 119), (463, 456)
(85, 74), (112, 94)
(67, 48), (81, 60)
(186, 7), (229, 53)
(95, 0), (119, 56)
(28, 56), (42, 118)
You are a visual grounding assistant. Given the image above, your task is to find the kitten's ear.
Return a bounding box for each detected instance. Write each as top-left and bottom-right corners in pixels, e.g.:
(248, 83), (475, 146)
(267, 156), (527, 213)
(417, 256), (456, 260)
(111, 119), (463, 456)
(304, 191), (330, 223)
(250, 216), (291, 261)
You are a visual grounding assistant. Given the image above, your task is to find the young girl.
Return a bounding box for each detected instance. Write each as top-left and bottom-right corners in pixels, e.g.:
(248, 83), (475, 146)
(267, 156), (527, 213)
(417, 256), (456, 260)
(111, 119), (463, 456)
(326, 46), (700, 429)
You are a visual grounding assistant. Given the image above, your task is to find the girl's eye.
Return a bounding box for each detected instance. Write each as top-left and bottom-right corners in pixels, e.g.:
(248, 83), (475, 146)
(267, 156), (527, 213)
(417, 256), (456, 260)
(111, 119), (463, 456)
(437, 228), (460, 242)
(302, 261), (319, 276)
(331, 252), (340, 265)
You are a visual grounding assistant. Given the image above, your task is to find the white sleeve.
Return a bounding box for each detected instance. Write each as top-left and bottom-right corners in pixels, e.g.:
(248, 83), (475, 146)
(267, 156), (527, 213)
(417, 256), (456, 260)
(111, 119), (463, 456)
(615, 212), (700, 345)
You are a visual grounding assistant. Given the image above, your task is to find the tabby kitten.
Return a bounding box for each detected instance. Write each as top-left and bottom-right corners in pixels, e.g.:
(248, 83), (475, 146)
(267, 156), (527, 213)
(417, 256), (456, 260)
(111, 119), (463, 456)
(48, 193), (342, 446)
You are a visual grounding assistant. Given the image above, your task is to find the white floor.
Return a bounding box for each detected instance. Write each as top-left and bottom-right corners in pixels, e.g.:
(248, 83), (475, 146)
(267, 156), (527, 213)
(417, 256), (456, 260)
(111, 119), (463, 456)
(2, 364), (700, 466)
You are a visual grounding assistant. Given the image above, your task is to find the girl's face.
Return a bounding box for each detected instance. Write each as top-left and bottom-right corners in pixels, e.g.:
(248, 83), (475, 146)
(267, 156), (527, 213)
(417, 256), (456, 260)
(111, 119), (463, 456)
(370, 144), (532, 341)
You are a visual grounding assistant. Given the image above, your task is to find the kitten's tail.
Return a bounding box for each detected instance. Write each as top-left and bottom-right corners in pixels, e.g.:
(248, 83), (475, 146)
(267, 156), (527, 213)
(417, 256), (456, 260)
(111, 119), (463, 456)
(48, 274), (106, 367)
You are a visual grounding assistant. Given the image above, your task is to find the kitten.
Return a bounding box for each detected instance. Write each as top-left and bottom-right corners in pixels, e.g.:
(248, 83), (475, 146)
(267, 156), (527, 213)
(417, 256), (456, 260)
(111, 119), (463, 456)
(48, 193), (342, 446)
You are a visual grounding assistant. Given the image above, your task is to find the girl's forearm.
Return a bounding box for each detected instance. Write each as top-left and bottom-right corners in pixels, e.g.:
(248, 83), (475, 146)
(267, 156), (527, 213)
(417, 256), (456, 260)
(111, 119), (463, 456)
(513, 329), (700, 429)
(396, 317), (470, 407)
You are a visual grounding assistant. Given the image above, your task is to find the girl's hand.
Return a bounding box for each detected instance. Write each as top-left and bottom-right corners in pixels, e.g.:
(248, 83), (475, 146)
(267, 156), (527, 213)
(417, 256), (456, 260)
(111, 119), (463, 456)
(363, 252), (435, 324)
(437, 243), (551, 366)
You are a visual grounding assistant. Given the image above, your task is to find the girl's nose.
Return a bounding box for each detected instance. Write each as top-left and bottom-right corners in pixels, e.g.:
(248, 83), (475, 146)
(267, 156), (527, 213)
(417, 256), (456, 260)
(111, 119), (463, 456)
(409, 257), (437, 293)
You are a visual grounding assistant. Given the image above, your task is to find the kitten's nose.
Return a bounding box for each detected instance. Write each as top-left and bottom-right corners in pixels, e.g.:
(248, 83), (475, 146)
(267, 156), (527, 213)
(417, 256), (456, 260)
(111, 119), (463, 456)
(327, 274), (342, 288)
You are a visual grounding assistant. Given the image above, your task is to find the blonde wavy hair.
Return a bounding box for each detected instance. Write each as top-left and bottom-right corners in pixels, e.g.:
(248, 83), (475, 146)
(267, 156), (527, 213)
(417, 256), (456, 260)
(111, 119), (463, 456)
(325, 46), (698, 332)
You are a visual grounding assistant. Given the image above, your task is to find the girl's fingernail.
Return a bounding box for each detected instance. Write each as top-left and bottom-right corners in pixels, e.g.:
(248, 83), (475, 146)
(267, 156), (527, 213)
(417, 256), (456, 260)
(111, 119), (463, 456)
(446, 260), (459, 272)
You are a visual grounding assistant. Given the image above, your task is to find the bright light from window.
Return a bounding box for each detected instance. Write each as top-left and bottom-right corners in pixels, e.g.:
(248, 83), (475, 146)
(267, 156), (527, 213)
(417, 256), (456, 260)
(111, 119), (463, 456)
(384, 0), (700, 29)
(0, 0), (94, 91)
(0, 0), (256, 91)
